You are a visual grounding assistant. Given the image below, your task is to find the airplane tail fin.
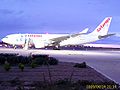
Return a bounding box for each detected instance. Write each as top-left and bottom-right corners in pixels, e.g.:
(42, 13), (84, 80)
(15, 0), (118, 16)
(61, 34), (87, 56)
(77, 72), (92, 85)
(90, 17), (112, 36)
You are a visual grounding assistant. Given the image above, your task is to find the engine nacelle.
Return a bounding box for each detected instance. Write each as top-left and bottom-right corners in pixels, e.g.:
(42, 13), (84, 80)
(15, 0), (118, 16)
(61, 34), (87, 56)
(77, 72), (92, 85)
(33, 39), (45, 48)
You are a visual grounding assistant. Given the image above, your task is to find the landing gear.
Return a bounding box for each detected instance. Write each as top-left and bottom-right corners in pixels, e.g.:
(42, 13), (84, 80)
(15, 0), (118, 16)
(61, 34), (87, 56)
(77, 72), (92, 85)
(23, 38), (30, 50)
(13, 45), (17, 49)
(53, 45), (61, 50)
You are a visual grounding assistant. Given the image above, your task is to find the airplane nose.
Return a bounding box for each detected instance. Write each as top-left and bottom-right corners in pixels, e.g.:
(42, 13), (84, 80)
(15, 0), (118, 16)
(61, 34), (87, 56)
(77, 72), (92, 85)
(1, 38), (6, 42)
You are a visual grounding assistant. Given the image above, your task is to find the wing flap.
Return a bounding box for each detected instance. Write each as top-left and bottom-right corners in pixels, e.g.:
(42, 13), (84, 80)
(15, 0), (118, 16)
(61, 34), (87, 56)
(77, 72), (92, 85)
(50, 28), (89, 45)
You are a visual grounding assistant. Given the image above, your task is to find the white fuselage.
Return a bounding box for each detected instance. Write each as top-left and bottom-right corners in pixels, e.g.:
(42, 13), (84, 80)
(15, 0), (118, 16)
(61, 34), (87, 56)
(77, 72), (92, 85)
(2, 34), (68, 46)
(1, 17), (113, 49)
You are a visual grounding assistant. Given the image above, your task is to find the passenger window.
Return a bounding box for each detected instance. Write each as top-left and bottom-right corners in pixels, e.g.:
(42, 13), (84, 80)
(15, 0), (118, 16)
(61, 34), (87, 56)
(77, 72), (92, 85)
(16, 39), (18, 41)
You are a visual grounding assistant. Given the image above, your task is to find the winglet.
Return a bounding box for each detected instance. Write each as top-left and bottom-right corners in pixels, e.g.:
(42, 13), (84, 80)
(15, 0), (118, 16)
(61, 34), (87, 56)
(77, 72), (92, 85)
(79, 28), (89, 34)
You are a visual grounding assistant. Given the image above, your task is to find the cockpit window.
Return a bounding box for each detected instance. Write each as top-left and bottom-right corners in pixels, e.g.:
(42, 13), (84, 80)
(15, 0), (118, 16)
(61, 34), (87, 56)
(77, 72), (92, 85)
(21, 35), (23, 37)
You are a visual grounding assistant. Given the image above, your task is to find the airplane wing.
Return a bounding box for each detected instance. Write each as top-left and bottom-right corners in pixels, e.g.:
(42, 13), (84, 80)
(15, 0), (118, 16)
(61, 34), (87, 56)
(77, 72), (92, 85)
(49, 28), (88, 45)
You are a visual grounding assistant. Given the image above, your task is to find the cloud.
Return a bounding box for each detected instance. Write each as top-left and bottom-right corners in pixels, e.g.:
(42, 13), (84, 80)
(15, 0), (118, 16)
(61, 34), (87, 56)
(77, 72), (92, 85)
(114, 16), (120, 23)
(16, 10), (24, 15)
(0, 9), (24, 15)
(0, 9), (14, 14)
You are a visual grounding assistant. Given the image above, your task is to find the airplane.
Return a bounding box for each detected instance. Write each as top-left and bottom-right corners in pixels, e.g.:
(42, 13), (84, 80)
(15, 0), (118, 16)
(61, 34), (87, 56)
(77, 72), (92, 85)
(1, 17), (115, 50)
(1, 28), (89, 49)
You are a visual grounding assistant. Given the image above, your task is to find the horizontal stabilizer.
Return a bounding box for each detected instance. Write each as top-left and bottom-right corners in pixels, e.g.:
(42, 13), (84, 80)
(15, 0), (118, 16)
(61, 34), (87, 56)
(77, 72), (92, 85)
(98, 33), (115, 39)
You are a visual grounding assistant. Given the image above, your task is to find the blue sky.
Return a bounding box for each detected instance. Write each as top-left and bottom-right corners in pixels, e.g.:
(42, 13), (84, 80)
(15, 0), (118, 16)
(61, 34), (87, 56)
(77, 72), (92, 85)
(0, 0), (120, 40)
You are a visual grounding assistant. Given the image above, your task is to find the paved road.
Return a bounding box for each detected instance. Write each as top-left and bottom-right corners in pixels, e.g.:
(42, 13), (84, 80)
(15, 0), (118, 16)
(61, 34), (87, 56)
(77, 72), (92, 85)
(0, 48), (120, 84)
